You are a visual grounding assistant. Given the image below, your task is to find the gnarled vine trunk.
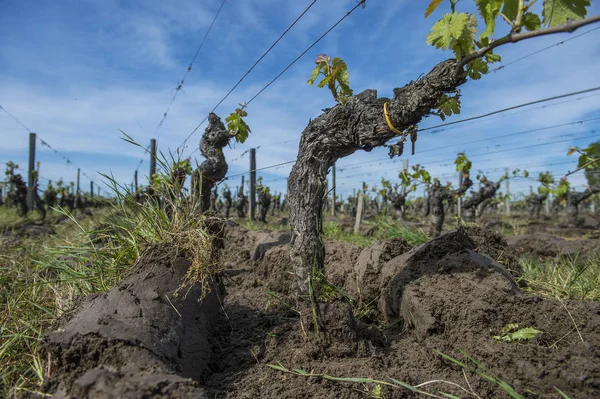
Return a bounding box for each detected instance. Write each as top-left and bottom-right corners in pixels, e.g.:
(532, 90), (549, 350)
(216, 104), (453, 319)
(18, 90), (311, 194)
(566, 184), (600, 225)
(288, 59), (462, 294)
(197, 113), (230, 212)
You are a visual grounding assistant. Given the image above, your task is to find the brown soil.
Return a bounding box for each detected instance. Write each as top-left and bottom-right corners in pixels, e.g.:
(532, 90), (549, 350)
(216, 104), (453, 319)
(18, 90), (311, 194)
(0, 220), (56, 238)
(34, 244), (223, 398)
(32, 225), (600, 399)
(507, 232), (600, 258)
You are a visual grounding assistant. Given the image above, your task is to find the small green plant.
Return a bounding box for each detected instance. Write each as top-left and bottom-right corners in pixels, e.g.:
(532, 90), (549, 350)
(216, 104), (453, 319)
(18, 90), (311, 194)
(226, 104), (251, 144)
(307, 54), (353, 104)
(567, 142), (600, 183)
(454, 151), (472, 175)
(399, 164), (431, 193)
(493, 323), (542, 342)
(537, 171), (555, 195)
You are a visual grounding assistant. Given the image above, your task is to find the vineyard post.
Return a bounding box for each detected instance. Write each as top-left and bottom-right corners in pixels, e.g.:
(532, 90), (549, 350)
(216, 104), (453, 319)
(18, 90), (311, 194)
(90, 181), (94, 198)
(331, 163), (336, 217)
(240, 175), (245, 194)
(505, 168), (510, 216)
(76, 168), (81, 195)
(134, 170), (138, 193)
(149, 139), (157, 183)
(27, 132), (36, 212)
(402, 160), (409, 196)
(249, 148), (256, 221)
(353, 191), (364, 234)
(458, 172), (463, 219)
(529, 185), (533, 195)
(591, 201), (596, 213)
(545, 193), (551, 216)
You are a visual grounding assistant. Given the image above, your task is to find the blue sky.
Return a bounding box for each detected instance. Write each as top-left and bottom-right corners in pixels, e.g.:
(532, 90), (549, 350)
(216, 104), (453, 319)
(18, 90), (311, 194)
(1, 0), (599, 200)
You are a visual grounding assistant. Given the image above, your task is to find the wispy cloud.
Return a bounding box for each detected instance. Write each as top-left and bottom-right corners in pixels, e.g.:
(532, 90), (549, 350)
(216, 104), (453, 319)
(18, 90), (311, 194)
(1, 0), (599, 197)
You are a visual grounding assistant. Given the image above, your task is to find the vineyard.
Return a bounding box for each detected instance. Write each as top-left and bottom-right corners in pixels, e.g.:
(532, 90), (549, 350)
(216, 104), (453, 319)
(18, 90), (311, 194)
(1, 0), (600, 398)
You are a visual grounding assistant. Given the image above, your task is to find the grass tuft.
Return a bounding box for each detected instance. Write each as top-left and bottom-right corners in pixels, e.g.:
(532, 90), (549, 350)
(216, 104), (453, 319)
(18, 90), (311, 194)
(0, 145), (219, 396)
(517, 251), (600, 301)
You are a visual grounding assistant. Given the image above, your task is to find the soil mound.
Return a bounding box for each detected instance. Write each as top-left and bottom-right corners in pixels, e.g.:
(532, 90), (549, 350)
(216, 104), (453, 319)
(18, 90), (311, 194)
(349, 237), (411, 301)
(462, 224), (522, 277)
(0, 221), (56, 238)
(31, 225), (600, 398)
(380, 228), (519, 321)
(507, 232), (599, 257)
(209, 227), (600, 398)
(37, 244), (223, 398)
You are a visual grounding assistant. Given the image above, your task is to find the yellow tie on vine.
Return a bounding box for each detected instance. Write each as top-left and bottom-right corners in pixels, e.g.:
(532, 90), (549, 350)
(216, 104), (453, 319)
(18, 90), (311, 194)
(384, 102), (418, 155)
(383, 102), (404, 136)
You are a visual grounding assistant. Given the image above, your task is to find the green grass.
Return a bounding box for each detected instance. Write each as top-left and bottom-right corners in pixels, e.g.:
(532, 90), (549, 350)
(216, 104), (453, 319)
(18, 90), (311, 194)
(268, 349), (575, 399)
(323, 216), (429, 248)
(0, 208), (118, 397)
(1, 151), (218, 397)
(517, 251), (600, 301)
(238, 216), (289, 232)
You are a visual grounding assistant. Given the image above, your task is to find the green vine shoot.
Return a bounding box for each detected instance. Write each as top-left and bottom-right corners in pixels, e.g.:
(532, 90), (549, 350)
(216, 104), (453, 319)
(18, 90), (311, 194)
(226, 104), (252, 144)
(307, 54), (353, 104)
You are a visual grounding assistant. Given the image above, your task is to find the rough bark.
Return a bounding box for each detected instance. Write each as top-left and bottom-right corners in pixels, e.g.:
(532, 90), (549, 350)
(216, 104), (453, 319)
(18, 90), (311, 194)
(223, 188), (232, 218)
(389, 190), (407, 219)
(566, 184), (600, 225)
(462, 179), (501, 218)
(258, 190), (271, 223)
(426, 178), (472, 237)
(198, 113), (230, 213)
(288, 59), (463, 293)
(526, 193), (548, 218)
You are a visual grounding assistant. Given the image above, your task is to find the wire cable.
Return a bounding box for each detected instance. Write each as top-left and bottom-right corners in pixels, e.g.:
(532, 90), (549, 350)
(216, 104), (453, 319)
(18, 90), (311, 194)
(491, 25), (600, 73)
(0, 103), (97, 184)
(133, 0), (228, 173)
(179, 0), (365, 150)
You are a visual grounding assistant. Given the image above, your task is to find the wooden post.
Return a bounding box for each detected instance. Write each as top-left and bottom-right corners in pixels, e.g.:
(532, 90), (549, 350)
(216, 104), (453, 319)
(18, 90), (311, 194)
(149, 139), (157, 183)
(134, 170), (138, 192)
(401, 159), (409, 196)
(505, 168), (510, 216)
(249, 148), (256, 221)
(76, 168), (81, 195)
(90, 181), (94, 197)
(353, 191), (364, 234)
(27, 132), (36, 212)
(331, 163), (336, 217)
(457, 172), (463, 219)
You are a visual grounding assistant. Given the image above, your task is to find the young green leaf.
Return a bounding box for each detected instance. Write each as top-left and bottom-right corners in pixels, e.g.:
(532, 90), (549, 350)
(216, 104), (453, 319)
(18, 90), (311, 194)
(437, 94), (461, 119)
(425, 0), (444, 18)
(308, 54), (353, 103)
(466, 57), (489, 80)
(522, 12), (542, 31)
(502, 0), (519, 22)
(476, 0), (502, 38)
(307, 65), (321, 86)
(543, 0), (590, 27)
(226, 110), (251, 144)
(426, 12), (471, 50)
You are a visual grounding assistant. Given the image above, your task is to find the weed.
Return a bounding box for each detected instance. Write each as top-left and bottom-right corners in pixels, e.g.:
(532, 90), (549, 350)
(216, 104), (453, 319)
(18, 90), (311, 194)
(517, 251), (600, 301)
(323, 217), (428, 248)
(493, 324), (542, 343)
